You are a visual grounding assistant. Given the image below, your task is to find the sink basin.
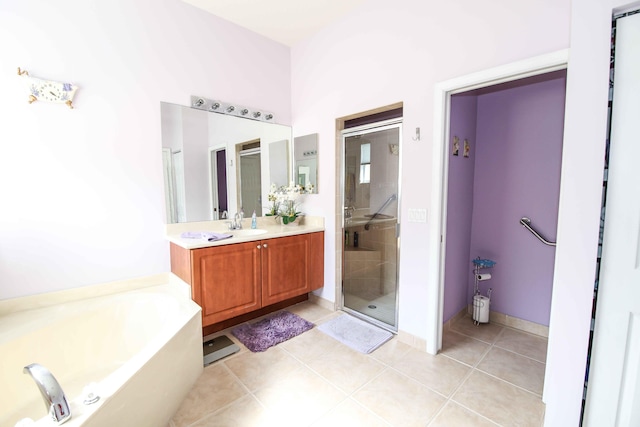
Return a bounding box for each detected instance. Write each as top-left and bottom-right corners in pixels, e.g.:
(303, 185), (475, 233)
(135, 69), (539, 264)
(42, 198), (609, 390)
(229, 229), (268, 237)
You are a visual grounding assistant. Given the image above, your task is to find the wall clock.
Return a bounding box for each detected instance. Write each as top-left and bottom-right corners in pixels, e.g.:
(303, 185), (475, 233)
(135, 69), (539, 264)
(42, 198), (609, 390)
(18, 67), (78, 109)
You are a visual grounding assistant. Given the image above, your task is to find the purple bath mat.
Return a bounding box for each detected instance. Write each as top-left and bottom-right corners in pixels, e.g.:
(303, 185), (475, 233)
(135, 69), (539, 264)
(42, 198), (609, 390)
(231, 311), (314, 352)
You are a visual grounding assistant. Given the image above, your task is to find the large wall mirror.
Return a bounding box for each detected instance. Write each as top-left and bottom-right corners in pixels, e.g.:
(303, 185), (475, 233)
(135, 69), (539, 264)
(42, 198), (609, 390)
(161, 102), (292, 223)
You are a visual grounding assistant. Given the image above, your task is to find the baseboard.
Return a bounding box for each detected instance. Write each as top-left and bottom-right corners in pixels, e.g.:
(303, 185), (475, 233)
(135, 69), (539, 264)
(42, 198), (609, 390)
(308, 293), (335, 311)
(444, 307), (469, 332)
(466, 304), (549, 338)
(396, 330), (427, 351)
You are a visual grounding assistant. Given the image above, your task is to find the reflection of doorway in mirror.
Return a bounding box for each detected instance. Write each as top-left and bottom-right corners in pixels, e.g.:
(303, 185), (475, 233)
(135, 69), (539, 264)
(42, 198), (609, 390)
(209, 147), (228, 220)
(162, 148), (177, 223)
(237, 141), (262, 216)
(297, 166), (310, 188)
(161, 147), (186, 223)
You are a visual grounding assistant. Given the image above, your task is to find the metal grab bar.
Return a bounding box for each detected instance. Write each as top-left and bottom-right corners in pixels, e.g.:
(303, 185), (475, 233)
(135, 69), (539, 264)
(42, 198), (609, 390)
(364, 194), (397, 230)
(520, 217), (556, 247)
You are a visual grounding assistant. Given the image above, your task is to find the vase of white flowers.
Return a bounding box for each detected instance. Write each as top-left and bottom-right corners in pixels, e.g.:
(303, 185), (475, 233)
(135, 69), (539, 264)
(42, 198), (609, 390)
(265, 183), (280, 217)
(265, 182), (312, 225)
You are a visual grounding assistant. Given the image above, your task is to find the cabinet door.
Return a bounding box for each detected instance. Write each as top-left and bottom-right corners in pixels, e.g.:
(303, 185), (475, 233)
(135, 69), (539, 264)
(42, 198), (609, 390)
(192, 241), (261, 327)
(261, 234), (311, 306)
(308, 231), (324, 291)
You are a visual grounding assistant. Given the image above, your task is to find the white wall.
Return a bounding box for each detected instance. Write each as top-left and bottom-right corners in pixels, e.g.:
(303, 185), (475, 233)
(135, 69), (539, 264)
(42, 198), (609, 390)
(291, 0), (570, 343)
(291, 1), (635, 423)
(1, 0), (631, 423)
(0, 0), (291, 299)
(544, 0), (640, 425)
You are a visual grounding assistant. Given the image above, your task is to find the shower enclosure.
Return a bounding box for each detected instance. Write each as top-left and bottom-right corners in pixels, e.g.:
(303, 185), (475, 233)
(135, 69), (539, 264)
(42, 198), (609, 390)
(341, 120), (401, 330)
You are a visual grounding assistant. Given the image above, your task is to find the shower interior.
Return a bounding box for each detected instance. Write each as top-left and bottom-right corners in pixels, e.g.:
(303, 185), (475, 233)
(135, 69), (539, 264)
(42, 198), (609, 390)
(342, 122), (400, 329)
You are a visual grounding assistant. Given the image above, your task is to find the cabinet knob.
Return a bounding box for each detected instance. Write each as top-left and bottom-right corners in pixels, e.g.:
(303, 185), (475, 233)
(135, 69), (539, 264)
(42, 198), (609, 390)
(263, 244), (268, 248)
(257, 245), (261, 249)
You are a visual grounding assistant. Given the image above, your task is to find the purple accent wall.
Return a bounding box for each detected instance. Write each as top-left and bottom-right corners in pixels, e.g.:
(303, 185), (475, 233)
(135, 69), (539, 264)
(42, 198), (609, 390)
(444, 72), (566, 325)
(443, 94), (478, 322)
(216, 150), (228, 212)
(470, 74), (566, 326)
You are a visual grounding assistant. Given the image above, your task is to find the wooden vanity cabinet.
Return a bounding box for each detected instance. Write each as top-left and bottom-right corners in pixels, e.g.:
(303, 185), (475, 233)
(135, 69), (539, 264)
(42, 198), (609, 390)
(170, 232), (324, 329)
(261, 231), (324, 306)
(192, 241), (262, 326)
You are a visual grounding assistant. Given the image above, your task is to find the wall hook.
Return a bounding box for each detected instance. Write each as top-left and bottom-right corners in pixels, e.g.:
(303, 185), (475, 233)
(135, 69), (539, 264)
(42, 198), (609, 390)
(412, 127), (421, 141)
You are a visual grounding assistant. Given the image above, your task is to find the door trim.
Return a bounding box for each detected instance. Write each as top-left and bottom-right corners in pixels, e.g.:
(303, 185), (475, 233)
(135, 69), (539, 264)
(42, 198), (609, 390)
(427, 50), (569, 359)
(209, 145), (227, 220)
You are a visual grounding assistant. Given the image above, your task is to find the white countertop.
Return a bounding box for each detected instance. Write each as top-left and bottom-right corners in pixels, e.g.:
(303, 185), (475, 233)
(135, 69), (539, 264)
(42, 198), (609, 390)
(166, 216), (325, 250)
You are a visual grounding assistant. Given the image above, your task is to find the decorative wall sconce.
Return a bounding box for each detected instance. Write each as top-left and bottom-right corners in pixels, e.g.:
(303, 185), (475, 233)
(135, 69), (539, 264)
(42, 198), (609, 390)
(190, 95), (275, 123)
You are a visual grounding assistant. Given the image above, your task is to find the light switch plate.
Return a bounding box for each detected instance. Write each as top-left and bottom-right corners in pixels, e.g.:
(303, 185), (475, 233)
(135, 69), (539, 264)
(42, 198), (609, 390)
(408, 208), (427, 223)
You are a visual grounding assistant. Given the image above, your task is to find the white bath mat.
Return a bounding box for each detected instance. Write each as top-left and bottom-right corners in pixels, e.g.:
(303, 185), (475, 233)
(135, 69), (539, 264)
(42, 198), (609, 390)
(318, 314), (393, 354)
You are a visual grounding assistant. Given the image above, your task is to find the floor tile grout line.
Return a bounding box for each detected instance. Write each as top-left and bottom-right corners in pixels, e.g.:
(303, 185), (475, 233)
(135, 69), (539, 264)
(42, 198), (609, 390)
(184, 362), (269, 427)
(286, 333), (406, 427)
(492, 343), (548, 364)
(448, 328), (503, 345)
(450, 320), (548, 362)
(383, 364), (452, 401)
(220, 360), (254, 395)
(471, 368), (544, 399)
(349, 397), (395, 427)
(440, 324), (519, 427)
(277, 336), (395, 426)
(445, 399), (505, 427)
(284, 334), (397, 400)
(479, 331), (546, 396)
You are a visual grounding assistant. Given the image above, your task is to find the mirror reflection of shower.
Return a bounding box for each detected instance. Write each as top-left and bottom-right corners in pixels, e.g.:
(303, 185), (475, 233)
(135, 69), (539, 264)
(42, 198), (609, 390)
(342, 120), (401, 331)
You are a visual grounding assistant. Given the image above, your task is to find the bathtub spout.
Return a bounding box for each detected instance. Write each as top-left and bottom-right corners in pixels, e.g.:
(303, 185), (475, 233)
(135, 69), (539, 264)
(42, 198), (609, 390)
(23, 363), (71, 425)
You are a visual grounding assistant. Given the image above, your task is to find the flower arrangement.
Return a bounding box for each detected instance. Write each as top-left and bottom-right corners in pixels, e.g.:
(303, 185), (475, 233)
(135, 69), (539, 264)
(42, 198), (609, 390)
(266, 182), (313, 224)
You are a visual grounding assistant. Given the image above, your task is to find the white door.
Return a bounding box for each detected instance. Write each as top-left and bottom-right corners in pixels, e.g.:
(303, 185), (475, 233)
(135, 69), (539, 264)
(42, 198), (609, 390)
(583, 12), (640, 426)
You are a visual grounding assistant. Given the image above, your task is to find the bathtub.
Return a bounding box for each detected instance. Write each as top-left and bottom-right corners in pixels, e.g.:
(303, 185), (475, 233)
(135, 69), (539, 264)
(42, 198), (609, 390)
(0, 274), (203, 427)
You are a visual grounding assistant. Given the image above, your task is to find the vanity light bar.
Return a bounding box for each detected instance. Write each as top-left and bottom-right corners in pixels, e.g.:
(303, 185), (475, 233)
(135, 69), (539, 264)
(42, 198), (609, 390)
(190, 96), (275, 123)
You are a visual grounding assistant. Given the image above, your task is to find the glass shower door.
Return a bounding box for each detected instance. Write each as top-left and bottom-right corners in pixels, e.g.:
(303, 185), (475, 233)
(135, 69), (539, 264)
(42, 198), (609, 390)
(342, 121), (401, 330)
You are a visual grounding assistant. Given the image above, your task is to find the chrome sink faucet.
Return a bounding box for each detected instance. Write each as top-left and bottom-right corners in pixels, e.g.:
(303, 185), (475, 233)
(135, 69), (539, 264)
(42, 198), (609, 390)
(227, 212), (243, 230)
(23, 363), (71, 425)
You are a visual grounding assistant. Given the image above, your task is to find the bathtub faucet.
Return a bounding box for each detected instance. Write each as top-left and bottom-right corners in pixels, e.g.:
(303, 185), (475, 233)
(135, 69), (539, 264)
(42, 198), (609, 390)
(23, 363), (71, 425)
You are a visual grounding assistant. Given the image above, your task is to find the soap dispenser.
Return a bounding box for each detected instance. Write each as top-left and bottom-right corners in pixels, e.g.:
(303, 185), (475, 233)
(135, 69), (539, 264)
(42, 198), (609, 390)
(251, 210), (257, 229)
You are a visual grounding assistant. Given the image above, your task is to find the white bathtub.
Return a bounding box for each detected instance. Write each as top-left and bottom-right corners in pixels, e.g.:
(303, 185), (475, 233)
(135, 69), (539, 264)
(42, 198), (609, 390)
(0, 274), (203, 427)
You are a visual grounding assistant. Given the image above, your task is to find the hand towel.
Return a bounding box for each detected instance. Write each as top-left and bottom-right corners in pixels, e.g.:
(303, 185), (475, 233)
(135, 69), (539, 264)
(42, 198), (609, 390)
(180, 231), (232, 241)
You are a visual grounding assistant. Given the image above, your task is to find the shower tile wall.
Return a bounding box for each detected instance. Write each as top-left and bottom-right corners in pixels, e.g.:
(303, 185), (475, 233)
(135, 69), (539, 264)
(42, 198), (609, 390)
(345, 221), (397, 297)
(344, 247), (382, 295)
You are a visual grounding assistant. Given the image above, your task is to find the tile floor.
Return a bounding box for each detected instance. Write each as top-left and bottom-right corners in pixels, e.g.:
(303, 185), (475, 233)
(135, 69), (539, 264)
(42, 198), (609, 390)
(169, 302), (547, 427)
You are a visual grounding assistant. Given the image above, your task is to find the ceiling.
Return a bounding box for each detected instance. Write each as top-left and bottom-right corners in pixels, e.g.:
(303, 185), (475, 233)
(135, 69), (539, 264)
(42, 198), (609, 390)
(182, 0), (367, 46)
